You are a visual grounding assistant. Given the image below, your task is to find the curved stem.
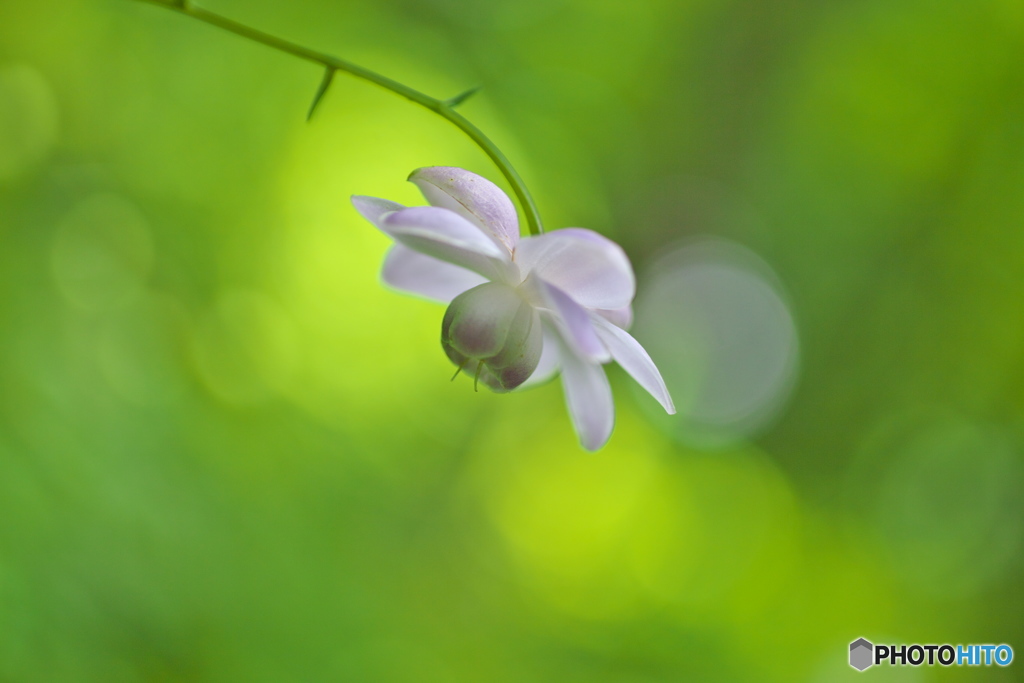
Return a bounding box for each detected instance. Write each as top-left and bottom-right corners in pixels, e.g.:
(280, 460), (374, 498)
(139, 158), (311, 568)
(135, 0), (544, 235)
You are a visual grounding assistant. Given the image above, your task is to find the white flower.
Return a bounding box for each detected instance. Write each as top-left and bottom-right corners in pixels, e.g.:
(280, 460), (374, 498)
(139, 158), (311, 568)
(352, 166), (674, 450)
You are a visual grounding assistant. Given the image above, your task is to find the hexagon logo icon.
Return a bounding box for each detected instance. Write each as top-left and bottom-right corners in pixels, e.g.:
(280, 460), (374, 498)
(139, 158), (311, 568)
(850, 638), (874, 671)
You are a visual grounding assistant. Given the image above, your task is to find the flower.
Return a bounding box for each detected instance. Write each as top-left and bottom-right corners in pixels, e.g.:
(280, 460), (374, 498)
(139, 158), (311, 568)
(351, 166), (674, 450)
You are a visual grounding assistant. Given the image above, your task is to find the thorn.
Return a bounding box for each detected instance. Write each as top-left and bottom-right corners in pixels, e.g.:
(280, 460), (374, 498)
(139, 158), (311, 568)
(444, 86), (480, 109)
(473, 361), (483, 392)
(307, 67), (335, 122)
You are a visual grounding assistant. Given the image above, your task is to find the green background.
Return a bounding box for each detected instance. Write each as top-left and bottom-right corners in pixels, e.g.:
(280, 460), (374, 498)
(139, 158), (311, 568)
(2, 0), (1023, 680)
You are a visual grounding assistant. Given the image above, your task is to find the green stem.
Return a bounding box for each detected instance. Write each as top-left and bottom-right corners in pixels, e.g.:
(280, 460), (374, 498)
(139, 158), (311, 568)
(135, 0), (544, 235)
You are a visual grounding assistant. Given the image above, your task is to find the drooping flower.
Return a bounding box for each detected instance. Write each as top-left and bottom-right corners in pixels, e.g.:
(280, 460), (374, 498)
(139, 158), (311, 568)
(352, 167), (674, 450)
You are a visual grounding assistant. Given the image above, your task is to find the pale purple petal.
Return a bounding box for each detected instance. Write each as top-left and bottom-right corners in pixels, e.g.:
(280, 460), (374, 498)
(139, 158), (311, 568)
(536, 280), (610, 363)
(559, 340), (615, 451)
(351, 196), (405, 225)
(517, 321), (561, 389)
(515, 228), (635, 310)
(381, 244), (488, 303)
(382, 207), (518, 284)
(591, 314), (675, 414)
(409, 166), (519, 254)
(594, 305), (633, 329)
(379, 206), (502, 254)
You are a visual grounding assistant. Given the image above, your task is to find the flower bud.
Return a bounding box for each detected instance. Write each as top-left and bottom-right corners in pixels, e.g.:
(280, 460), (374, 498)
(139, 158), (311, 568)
(441, 282), (542, 392)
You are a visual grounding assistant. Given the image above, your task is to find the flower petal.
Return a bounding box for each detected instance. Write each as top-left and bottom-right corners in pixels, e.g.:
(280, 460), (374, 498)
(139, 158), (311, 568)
(594, 305), (633, 329)
(381, 244), (488, 303)
(535, 280), (610, 363)
(515, 228), (635, 310)
(517, 321), (561, 389)
(559, 339), (615, 451)
(382, 206), (518, 284)
(591, 315), (675, 414)
(351, 195), (405, 225)
(409, 166), (519, 254)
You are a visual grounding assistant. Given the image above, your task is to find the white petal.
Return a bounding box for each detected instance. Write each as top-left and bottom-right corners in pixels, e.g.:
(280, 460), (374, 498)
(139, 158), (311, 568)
(379, 206), (502, 254)
(409, 167), (520, 254)
(517, 321), (561, 389)
(594, 305), (633, 329)
(559, 340), (615, 451)
(535, 280), (610, 363)
(351, 195), (405, 225)
(591, 314), (675, 414)
(515, 228), (635, 310)
(382, 207), (518, 284)
(381, 244), (488, 303)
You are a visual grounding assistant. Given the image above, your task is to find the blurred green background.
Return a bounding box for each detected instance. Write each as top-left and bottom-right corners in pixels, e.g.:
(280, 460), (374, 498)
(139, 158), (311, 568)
(2, 0), (1023, 680)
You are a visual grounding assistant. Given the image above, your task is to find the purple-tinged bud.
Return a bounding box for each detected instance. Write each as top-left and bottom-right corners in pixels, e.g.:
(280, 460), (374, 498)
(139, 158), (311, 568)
(441, 282), (542, 392)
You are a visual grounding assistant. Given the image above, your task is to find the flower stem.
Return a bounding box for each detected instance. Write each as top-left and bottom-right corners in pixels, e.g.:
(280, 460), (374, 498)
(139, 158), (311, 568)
(134, 0), (544, 235)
